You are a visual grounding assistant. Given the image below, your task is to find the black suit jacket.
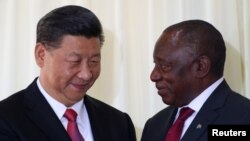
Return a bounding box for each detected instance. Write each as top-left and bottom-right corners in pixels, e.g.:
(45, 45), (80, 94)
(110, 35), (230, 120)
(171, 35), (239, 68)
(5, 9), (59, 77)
(141, 80), (250, 141)
(0, 78), (136, 141)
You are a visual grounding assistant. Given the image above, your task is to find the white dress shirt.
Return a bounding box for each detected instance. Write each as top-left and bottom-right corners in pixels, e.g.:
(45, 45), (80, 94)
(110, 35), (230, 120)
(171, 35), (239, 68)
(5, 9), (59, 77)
(175, 77), (224, 139)
(37, 78), (94, 141)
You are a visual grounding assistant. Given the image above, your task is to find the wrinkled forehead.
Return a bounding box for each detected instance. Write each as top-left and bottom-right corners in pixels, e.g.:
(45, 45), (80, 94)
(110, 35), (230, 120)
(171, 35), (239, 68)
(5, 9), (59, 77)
(155, 29), (186, 50)
(153, 29), (197, 58)
(166, 29), (184, 43)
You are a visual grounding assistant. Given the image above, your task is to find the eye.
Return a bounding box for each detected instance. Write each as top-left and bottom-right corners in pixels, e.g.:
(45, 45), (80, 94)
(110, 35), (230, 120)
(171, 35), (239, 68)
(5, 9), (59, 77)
(90, 60), (98, 64)
(67, 58), (81, 64)
(72, 60), (81, 64)
(157, 63), (172, 72)
(89, 57), (100, 66)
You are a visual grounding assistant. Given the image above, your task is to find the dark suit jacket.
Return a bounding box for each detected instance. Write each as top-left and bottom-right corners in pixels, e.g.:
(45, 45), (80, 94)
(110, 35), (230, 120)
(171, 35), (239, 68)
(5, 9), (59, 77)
(141, 80), (250, 141)
(0, 78), (136, 141)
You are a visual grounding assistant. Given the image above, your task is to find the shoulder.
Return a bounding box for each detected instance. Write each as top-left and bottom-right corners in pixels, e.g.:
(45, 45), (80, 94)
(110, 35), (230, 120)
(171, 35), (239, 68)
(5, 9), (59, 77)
(0, 78), (38, 112)
(141, 106), (176, 141)
(219, 81), (250, 108)
(0, 90), (25, 113)
(84, 95), (130, 119)
(209, 80), (250, 110)
(84, 95), (136, 140)
(0, 89), (27, 131)
(225, 91), (250, 110)
(205, 81), (250, 123)
(145, 106), (176, 125)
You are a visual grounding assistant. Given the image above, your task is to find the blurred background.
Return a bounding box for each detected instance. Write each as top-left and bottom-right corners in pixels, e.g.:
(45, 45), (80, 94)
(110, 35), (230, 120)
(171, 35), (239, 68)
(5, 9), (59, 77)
(0, 0), (249, 140)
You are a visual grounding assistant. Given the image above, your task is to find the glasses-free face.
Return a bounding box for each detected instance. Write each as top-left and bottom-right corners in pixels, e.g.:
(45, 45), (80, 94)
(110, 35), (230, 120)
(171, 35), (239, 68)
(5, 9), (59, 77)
(35, 35), (101, 106)
(151, 32), (200, 107)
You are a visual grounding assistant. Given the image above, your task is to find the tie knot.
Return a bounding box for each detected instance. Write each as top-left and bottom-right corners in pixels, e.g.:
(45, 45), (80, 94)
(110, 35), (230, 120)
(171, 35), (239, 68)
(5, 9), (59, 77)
(64, 109), (77, 121)
(178, 107), (194, 121)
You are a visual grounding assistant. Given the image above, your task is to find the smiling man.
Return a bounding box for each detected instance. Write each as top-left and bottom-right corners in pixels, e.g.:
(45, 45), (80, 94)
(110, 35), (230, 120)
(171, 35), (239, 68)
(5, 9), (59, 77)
(0, 5), (136, 141)
(141, 20), (250, 141)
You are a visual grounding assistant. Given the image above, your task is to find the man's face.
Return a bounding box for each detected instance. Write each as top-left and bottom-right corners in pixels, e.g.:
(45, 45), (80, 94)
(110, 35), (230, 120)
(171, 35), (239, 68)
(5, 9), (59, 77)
(36, 35), (101, 106)
(151, 31), (198, 107)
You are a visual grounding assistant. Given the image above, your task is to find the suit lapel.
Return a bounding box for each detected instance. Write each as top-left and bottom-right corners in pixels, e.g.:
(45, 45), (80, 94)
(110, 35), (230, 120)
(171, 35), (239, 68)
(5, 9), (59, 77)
(181, 80), (230, 141)
(161, 107), (178, 140)
(23, 79), (71, 141)
(84, 95), (106, 141)
(181, 109), (218, 141)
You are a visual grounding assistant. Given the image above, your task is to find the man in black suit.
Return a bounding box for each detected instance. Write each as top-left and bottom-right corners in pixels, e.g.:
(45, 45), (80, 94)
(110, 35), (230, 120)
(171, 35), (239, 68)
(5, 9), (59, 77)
(0, 5), (136, 141)
(141, 20), (250, 141)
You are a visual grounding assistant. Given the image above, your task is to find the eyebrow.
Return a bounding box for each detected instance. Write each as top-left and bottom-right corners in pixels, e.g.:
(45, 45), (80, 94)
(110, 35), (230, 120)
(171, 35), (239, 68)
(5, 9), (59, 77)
(68, 52), (101, 58)
(67, 52), (81, 58)
(154, 55), (170, 62)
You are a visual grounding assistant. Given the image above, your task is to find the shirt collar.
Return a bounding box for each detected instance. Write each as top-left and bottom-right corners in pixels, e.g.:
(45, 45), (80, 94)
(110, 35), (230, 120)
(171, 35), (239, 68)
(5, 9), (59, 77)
(36, 78), (84, 120)
(181, 77), (224, 112)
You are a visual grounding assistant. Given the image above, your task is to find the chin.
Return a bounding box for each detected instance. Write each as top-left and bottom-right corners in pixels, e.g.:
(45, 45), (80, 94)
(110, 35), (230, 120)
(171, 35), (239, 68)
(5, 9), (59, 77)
(162, 97), (174, 106)
(69, 91), (85, 99)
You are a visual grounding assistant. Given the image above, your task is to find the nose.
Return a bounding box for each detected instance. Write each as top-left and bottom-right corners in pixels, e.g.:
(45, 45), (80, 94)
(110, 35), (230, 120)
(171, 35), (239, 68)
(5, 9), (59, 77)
(150, 66), (161, 82)
(77, 64), (92, 81)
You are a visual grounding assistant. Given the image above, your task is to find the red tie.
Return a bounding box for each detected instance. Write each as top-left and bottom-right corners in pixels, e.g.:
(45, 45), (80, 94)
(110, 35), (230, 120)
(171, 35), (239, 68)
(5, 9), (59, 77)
(64, 109), (85, 141)
(165, 107), (194, 141)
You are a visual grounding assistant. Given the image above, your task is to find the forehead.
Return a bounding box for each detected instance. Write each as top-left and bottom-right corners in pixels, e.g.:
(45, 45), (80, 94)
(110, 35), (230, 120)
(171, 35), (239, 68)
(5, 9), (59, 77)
(55, 35), (101, 53)
(153, 31), (195, 61)
(59, 35), (100, 47)
(156, 29), (183, 48)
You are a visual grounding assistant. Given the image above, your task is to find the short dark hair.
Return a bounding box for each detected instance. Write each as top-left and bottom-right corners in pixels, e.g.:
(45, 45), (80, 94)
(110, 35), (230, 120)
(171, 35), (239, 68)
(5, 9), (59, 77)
(164, 20), (226, 77)
(36, 5), (104, 48)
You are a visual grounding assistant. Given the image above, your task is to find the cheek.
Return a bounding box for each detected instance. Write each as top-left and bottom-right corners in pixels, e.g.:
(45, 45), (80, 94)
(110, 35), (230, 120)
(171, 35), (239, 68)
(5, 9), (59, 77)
(45, 56), (65, 73)
(162, 73), (175, 83)
(162, 72), (185, 93)
(92, 66), (101, 78)
(56, 62), (79, 78)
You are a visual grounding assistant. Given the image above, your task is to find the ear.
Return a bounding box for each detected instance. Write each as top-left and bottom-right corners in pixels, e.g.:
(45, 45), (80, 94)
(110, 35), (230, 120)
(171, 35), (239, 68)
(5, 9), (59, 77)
(35, 43), (46, 68)
(193, 55), (211, 78)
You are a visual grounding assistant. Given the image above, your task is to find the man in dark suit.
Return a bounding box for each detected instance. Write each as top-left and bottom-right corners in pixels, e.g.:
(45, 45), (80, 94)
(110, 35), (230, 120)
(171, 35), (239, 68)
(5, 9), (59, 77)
(0, 5), (136, 141)
(141, 20), (250, 141)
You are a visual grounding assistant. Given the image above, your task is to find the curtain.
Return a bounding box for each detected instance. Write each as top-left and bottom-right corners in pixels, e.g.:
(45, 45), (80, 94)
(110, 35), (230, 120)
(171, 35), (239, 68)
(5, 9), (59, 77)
(0, 0), (249, 139)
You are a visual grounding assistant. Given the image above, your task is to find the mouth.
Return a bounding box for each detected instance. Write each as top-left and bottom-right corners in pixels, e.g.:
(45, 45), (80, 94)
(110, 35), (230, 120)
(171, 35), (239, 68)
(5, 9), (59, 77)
(156, 81), (172, 93)
(157, 88), (173, 105)
(156, 85), (170, 97)
(157, 88), (168, 96)
(71, 83), (89, 90)
(156, 84), (165, 93)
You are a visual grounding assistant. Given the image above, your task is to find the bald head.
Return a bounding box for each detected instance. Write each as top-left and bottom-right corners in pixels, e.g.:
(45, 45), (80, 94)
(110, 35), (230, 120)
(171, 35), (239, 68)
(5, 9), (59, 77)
(162, 20), (226, 77)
